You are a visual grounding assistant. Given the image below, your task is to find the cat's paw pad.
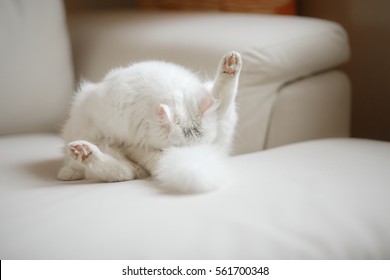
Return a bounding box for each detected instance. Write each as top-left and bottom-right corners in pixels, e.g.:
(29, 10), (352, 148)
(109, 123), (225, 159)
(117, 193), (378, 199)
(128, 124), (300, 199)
(68, 141), (94, 162)
(222, 51), (242, 75)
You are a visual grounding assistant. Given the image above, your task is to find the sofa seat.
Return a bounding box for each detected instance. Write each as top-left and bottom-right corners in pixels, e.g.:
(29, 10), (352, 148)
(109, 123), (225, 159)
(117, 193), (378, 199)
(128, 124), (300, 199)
(1, 134), (389, 259)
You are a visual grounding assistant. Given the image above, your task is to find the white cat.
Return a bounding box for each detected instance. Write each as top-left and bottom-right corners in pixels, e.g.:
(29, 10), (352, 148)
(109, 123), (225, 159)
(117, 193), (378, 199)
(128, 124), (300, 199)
(57, 51), (242, 193)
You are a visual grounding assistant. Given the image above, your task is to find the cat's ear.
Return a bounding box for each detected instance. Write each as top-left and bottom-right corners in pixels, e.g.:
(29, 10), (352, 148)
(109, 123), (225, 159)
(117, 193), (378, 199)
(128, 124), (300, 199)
(199, 95), (215, 115)
(158, 103), (173, 128)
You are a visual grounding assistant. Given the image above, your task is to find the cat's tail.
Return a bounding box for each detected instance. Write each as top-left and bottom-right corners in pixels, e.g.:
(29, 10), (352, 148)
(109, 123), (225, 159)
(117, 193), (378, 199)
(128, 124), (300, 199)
(154, 144), (228, 194)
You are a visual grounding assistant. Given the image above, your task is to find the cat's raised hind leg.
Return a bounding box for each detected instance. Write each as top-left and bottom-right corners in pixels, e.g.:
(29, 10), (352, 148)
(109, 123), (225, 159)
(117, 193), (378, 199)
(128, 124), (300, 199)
(210, 51), (242, 153)
(212, 51), (242, 116)
(64, 140), (147, 182)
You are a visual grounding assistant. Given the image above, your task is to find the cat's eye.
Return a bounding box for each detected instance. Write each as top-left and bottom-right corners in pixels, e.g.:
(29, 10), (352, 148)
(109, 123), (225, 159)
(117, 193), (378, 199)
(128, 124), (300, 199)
(182, 125), (203, 139)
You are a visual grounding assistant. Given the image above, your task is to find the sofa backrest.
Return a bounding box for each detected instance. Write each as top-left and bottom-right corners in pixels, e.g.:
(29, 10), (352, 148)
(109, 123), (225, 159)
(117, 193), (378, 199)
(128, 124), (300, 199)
(0, 0), (74, 135)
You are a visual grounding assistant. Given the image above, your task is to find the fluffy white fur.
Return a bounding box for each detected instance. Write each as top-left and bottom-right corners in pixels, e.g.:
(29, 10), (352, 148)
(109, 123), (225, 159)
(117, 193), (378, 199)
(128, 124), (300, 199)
(155, 145), (227, 193)
(57, 51), (242, 193)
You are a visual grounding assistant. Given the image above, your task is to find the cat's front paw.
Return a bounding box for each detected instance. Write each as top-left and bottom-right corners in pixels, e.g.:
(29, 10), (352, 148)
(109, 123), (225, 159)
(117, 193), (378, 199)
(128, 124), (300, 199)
(221, 51), (242, 75)
(67, 140), (98, 163)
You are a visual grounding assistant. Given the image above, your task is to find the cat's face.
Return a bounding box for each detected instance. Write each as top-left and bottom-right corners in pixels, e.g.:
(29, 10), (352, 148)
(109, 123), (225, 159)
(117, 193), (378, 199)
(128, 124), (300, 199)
(155, 94), (218, 148)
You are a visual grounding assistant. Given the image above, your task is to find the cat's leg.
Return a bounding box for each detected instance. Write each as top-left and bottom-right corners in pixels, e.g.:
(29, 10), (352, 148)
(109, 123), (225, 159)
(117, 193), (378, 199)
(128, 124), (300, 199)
(66, 140), (147, 182)
(212, 51), (242, 116)
(57, 159), (85, 181)
(210, 51), (242, 152)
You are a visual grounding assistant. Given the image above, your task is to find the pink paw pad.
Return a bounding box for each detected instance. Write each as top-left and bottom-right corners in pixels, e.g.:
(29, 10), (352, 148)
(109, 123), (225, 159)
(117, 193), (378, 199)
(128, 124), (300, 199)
(69, 144), (92, 160)
(223, 52), (240, 75)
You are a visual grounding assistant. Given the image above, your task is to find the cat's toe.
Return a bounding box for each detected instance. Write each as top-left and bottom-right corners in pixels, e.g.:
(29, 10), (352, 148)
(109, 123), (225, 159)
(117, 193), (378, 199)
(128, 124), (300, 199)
(67, 140), (95, 162)
(221, 51), (242, 75)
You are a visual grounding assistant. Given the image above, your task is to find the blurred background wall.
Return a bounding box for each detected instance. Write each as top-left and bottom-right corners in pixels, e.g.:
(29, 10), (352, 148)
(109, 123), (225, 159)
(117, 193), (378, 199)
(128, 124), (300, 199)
(299, 0), (390, 142)
(64, 0), (390, 142)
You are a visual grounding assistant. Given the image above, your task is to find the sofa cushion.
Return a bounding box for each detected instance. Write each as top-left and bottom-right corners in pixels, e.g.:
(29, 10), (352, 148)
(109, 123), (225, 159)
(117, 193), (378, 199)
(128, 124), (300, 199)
(0, 0), (74, 135)
(0, 135), (389, 259)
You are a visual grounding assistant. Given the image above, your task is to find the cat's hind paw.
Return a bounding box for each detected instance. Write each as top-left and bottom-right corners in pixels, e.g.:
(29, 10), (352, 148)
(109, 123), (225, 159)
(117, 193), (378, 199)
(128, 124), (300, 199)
(221, 51), (242, 75)
(67, 140), (99, 163)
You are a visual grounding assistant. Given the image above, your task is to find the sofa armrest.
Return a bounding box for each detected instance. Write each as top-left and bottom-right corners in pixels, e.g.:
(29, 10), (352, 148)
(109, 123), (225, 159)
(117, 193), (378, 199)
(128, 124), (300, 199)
(266, 71), (351, 149)
(0, 0), (74, 135)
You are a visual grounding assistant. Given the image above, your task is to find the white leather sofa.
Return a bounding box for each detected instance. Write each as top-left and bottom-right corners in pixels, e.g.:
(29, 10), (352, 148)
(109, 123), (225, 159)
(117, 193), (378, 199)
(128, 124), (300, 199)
(1, 0), (389, 259)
